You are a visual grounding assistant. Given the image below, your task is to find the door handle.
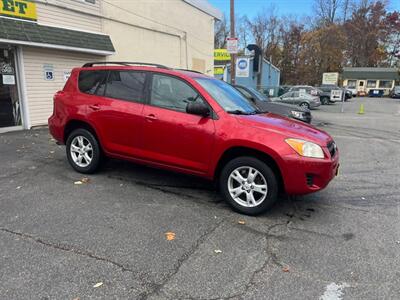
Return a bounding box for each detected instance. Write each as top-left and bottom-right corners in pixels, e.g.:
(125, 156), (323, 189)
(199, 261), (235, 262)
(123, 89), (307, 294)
(89, 104), (101, 111)
(145, 114), (157, 121)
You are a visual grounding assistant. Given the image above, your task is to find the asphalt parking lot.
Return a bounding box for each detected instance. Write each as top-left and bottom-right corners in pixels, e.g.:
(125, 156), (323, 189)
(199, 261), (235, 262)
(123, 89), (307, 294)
(1, 97), (399, 300)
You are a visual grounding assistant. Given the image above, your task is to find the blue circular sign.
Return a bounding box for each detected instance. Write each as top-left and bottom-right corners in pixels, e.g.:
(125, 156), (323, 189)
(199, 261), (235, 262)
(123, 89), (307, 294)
(238, 59), (248, 70)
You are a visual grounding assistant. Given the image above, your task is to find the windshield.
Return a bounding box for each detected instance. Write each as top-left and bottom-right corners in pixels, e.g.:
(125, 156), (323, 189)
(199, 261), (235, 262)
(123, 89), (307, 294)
(195, 78), (259, 114)
(246, 87), (270, 102)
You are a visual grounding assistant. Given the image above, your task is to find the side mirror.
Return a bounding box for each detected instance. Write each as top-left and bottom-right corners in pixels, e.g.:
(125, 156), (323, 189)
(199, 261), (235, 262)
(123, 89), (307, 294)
(186, 102), (210, 117)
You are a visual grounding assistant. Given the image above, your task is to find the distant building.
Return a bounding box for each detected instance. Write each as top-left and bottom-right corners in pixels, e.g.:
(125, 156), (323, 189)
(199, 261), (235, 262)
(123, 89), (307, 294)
(342, 67), (400, 96)
(216, 57), (280, 89)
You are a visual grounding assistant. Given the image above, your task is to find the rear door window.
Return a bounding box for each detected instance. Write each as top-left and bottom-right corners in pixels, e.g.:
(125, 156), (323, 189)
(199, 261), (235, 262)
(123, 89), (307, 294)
(78, 70), (108, 95)
(105, 71), (146, 103)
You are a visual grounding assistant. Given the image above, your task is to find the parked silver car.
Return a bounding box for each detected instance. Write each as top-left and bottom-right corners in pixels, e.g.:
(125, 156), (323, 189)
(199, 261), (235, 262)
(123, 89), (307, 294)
(271, 91), (321, 109)
(289, 85), (322, 97)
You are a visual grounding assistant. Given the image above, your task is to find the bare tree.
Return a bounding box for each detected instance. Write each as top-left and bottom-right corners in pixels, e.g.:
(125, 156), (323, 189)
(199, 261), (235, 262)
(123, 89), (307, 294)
(342, 0), (351, 22)
(236, 15), (250, 50)
(246, 10), (269, 50)
(314, 0), (342, 23)
(214, 14), (229, 48)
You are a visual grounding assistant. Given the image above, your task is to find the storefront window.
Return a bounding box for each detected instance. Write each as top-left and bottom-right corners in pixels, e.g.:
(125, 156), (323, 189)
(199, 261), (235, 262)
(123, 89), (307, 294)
(0, 48), (21, 128)
(378, 80), (392, 88)
(367, 80), (377, 88)
(347, 80), (356, 88)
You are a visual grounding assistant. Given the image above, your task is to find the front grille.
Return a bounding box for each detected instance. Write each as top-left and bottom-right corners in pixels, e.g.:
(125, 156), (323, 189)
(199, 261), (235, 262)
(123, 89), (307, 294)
(327, 141), (337, 158)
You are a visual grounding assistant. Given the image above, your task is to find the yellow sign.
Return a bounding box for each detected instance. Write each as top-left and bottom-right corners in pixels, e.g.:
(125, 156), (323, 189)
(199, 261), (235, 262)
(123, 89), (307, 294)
(214, 49), (231, 61)
(0, 0), (37, 21)
(214, 66), (225, 75)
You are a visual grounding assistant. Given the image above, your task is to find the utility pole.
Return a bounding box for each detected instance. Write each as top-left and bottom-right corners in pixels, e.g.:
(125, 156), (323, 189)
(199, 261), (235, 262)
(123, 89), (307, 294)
(230, 0), (235, 84)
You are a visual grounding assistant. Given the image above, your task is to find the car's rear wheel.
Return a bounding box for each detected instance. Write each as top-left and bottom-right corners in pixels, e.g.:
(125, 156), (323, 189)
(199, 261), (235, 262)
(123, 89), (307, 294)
(66, 128), (101, 174)
(300, 102), (310, 109)
(219, 157), (278, 215)
(321, 97), (329, 105)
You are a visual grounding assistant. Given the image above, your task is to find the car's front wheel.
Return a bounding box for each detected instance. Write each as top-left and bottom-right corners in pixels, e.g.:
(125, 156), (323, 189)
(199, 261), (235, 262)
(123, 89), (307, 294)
(219, 157), (278, 215)
(300, 102), (310, 109)
(66, 128), (101, 174)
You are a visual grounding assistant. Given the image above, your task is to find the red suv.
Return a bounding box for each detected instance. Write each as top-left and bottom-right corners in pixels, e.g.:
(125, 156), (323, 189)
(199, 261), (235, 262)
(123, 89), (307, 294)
(49, 62), (339, 215)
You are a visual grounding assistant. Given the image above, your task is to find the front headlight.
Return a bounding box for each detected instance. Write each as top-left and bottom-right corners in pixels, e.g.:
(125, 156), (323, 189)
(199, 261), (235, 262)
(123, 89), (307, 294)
(291, 111), (303, 119)
(285, 138), (325, 158)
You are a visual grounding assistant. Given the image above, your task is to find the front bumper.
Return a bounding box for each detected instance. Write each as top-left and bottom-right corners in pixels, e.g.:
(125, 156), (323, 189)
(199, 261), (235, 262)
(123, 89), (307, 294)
(310, 101), (321, 108)
(292, 113), (312, 124)
(281, 151), (339, 195)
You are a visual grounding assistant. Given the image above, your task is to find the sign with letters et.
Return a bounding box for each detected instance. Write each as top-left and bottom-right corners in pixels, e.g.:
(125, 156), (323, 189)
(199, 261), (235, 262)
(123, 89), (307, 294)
(0, 0), (37, 21)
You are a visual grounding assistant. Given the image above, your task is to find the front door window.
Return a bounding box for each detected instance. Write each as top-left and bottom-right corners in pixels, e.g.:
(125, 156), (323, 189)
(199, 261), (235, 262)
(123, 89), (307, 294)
(0, 48), (21, 128)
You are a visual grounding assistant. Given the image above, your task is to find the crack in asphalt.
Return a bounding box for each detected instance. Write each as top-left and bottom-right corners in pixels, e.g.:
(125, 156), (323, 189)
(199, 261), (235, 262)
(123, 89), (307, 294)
(0, 227), (135, 273)
(206, 221), (290, 300)
(137, 218), (226, 300)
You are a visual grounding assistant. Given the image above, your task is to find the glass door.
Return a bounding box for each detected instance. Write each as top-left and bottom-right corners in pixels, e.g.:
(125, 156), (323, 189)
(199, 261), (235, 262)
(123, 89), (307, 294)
(0, 47), (21, 128)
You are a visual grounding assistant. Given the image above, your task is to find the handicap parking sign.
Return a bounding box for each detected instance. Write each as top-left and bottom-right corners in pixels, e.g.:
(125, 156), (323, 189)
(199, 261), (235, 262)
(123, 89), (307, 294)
(45, 71), (54, 80)
(43, 64), (55, 81)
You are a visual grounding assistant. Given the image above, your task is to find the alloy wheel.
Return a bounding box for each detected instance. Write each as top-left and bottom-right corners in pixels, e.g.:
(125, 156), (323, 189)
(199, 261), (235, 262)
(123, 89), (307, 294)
(70, 135), (93, 168)
(227, 166), (268, 207)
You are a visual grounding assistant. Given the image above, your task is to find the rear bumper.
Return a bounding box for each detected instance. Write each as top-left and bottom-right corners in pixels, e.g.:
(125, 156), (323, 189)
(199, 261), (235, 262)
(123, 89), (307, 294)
(48, 115), (65, 144)
(281, 152), (339, 195)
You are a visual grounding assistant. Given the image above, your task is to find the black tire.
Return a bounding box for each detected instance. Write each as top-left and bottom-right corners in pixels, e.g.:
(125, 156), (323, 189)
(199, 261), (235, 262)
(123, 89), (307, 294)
(300, 102), (310, 109)
(219, 156), (278, 215)
(66, 128), (101, 174)
(321, 97), (329, 105)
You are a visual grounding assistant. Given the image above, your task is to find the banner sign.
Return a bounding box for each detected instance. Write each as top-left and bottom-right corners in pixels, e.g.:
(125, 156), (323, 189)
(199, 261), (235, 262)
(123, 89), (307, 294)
(236, 57), (250, 77)
(214, 49), (231, 61)
(214, 66), (225, 75)
(0, 0), (37, 21)
(322, 72), (339, 85)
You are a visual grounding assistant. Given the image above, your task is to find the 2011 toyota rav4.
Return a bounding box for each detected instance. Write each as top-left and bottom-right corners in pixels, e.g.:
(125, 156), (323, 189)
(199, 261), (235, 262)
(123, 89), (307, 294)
(48, 62), (339, 215)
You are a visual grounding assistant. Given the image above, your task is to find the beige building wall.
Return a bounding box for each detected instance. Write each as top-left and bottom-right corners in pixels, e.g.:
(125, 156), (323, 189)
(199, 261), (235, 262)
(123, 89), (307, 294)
(101, 0), (215, 74)
(22, 47), (101, 126)
(35, 0), (102, 32)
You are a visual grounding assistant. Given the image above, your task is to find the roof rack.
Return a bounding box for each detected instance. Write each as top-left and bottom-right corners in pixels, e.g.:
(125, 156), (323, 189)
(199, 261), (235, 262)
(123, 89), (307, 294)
(82, 62), (169, 69)
(174, 68), (203, 74)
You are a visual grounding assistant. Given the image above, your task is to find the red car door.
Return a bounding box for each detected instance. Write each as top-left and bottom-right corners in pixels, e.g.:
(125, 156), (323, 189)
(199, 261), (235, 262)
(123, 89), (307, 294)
(81, 70), (147, 157)
(141, 73), (216, 174)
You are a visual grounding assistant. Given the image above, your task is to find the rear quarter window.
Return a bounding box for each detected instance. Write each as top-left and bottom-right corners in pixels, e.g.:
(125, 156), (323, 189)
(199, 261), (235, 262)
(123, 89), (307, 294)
(78, 70), (107, 95)
(105, 71), (146, 102)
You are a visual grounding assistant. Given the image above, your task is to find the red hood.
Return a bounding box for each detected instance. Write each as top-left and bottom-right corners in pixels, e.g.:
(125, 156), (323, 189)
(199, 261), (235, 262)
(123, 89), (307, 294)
(235, 113), (332, 146)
